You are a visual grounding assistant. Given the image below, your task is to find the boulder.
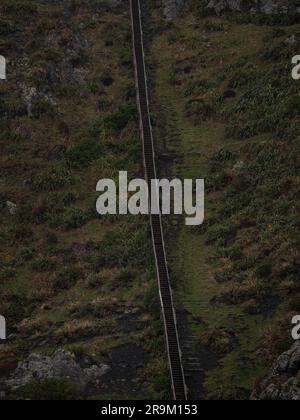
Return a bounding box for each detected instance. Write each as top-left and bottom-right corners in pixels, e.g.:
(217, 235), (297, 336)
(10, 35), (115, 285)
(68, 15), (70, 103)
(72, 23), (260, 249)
(252, 341), (300, 400)
(6, 201), (17, 215)
(163, 0), (186, 20)
(5, 349), (110, 392)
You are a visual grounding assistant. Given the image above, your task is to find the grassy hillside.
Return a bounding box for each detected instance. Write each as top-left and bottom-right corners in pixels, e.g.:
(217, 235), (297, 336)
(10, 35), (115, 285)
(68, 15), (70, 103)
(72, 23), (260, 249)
(149, 6), (300, 399)
(0, 0), (169, 400)
(1, 0), (299, 401)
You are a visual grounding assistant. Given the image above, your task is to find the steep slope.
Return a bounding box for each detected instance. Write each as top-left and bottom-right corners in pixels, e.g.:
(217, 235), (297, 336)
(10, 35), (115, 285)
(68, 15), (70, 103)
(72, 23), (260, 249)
(148, 2), (300, 399)
(0, 0), (169, 400)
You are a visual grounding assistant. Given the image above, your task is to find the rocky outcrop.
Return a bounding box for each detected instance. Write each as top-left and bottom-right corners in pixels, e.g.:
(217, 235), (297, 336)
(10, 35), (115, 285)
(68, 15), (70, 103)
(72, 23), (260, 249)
(5, 350), (110, 392)
(163, 0), (300, 20)
(163, 0), (186, 20)
(252, 341), (300, 400)
(206, 0), (300, 15)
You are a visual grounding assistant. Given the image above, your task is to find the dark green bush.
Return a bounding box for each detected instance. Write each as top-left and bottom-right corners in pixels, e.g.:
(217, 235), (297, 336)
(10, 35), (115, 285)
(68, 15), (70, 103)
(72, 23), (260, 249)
(285, 95), (300, 118)
(206, 170), (231, 191)
(97, 98), (111, 112)
(185, 99), (213, 123)
(233, 13), (300, 27)
(115, 268), (136, 286)
(65, 139), (102, 168)
(209, 149), (237, 172)
(1, 0), (37, 17)
(5, 293), (30, 323)
(70, 301), (112, 319)
(120, 47), (133, 66)
(102, 106), (136, 132)
(255, 264), (273, 279)
(53, 267), (82, 291)
(13, 378), (81, 401)
(31, 99), (57, 119)
(32, 165), (74, 191)
(225, 65), (297, 140)
(62, 192), (78, 206)
(207, 222), (236, 246)
(184, 79), (213, 97)
(263, 43), (296, 62)
(0, 19), (13, 35)
(85, 106), (136, 142)
(31, 258), (56, 272)
(144, 283), (161, 319)
(91, 219), (152, 269)
(63, 208), (88, 230)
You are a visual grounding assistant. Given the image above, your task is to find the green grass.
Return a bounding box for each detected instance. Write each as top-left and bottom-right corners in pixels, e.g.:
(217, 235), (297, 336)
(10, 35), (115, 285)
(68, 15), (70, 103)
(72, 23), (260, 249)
(65, 140), (103, 168)
(150, 11), (300, 399)
(0, 1), (164, 400)
(11, 378), (82, 401)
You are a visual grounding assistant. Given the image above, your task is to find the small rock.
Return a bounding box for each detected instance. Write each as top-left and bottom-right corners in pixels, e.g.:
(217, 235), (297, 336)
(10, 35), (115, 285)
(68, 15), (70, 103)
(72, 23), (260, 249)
(232, 160), (245, 174)
(285, 34), (300, 45)
(6, 201), (17, 215)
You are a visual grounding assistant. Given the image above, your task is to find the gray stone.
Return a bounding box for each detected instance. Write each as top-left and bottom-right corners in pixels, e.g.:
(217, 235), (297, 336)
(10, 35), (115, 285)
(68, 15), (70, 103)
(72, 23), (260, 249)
(6, 201), (17, 215)
(5, 349), (111, 392)
(252, 341), (300, 400)
(285, 34), (300, 45)
(20, 84), (37, 118)
(163, 0), (300, 19)
(206, 0), (300, 15)
(206, 0), (249, 14)
(163, 0), (186, 20)
(260, 0), (289, 14)
(288, 342), (300, 373)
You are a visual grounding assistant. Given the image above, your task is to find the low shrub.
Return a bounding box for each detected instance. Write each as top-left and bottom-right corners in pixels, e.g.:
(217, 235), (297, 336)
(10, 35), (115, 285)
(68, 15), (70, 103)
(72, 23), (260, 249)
(233, 13), (300, 27)
(31, 258), (56, 272)
(64, 345), (86, 360)
(53, 267), (82, 291)
(102, 105), (136, 132)
(0, 0), (37, 17)
(114, 268), (136, 287)
(12, 378), (81, 401)
(32, 165), (74, 191)
(185, 99), (213, 123)
(255, 264), (273, 279)
(207, 222), (237, 247)
(63, 208), (88, 230)
(184, 79), (213, 97)
(65, 139), (102, 168)
(91, 219), (152, 269)
(31, 98), (57, 119)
